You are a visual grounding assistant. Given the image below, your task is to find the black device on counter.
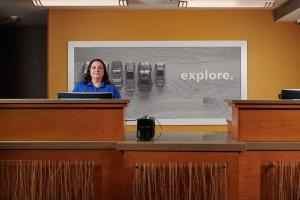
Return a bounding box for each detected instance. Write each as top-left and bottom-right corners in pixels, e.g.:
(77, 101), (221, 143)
(137, 117), (155, 141)
(280, 89), (300, 100)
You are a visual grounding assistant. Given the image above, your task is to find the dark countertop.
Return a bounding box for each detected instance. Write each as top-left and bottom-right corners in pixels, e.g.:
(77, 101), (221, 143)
(0, 132), (245, 152)
(0, 141), (116, 150)
(2, 132), (300, 151)
(117, 132), (245, 151)
(246, 142), (300, 151)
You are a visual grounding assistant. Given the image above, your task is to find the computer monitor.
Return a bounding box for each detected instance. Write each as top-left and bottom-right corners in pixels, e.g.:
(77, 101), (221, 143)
(57, 92), (113, 99)
(280, 89), (300, 100)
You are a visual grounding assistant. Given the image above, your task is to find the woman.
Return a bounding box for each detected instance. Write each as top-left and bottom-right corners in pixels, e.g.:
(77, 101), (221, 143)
(73, 58), (121, 99)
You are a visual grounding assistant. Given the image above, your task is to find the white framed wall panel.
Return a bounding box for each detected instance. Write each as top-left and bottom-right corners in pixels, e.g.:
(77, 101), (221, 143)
(68, 41), (247, 125)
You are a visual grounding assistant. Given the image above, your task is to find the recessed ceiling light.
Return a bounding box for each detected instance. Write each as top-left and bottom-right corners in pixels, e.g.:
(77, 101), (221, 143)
(178, 0), (276, 8)
(32, 0), (128, 7)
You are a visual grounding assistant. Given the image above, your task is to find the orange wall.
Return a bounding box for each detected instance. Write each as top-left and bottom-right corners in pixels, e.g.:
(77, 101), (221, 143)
(48, 9), (300, 131)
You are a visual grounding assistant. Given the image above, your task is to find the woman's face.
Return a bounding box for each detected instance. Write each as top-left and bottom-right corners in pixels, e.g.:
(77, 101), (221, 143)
(90, 61), (104, 80)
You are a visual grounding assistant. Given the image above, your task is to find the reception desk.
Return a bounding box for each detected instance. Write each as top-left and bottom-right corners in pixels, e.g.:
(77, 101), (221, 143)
(0, 99), (129, 141)
(3, 99), (300, 199)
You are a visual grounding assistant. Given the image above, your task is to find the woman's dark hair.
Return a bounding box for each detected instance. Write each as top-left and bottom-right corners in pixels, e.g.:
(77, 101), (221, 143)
(83, 58), (110, 84)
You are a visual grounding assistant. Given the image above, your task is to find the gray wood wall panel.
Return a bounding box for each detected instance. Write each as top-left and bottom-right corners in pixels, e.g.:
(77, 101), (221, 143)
(73, 45), (242, 122)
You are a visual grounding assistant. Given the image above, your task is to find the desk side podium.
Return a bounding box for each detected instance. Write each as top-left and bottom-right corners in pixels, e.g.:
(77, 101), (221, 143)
(227, 100), (300, 141)
(0, 99), (129, 141)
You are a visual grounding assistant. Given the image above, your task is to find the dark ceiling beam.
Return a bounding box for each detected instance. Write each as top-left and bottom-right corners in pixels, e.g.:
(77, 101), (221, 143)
(274, 0), (300, 21)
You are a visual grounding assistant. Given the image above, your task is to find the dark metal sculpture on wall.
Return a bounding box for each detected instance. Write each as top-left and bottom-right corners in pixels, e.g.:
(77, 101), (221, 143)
(80, 60), (165, 92)
(137, 62), (153, 91)
(81, 61), (90, 80)
(125, 62), (136, 92)
(155, 62), (165, 87)
(111, 60), (123, 89)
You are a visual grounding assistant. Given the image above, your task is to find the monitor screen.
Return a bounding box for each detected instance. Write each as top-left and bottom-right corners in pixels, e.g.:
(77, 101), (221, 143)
(57, 92), (113, 99)
(280, 89), (300, 100)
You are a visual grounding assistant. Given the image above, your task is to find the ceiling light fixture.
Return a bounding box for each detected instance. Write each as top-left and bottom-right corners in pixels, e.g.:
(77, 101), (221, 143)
(178, 0), (276, 8)
(32, 0), (128, 7)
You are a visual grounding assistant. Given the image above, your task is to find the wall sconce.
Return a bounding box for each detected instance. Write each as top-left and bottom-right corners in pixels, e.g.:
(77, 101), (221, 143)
(178, 0), (275, 8)
(32, 0), (128, 7)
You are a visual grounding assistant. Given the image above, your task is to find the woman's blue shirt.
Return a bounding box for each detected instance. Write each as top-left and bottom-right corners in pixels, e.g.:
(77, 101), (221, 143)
(73, 81), (121, 99)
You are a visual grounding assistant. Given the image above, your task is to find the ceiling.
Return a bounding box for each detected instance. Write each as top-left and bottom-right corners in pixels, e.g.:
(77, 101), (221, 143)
(0, 0), (299, 26)
(0, 0), (47, 26)
(128, 0), (289, 8)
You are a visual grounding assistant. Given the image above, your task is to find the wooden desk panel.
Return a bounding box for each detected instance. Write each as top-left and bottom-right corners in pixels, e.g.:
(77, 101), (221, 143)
(0, 99), (129, 141)
(0, 149), (124, 200)
(239, 109), (300, 141)
(227, 100), (300, 141)
(124, 151), (239, 200)
(239, 151), (300, 200)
